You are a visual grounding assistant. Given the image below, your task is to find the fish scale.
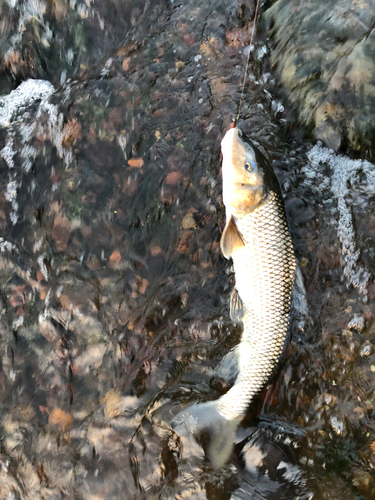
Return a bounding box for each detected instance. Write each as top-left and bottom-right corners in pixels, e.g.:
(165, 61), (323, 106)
(218, 191), (295, 420)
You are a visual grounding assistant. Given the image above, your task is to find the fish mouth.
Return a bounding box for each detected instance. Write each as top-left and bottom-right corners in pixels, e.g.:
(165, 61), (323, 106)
(221, 127), (242, 150)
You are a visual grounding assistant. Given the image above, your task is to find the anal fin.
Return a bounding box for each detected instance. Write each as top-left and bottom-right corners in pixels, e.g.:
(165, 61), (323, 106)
(220, 216), (245, 259)
(230, 288), (244, 322)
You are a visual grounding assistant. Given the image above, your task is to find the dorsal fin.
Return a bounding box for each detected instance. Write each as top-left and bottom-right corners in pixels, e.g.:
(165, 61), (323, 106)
(220, 216), (245, 259)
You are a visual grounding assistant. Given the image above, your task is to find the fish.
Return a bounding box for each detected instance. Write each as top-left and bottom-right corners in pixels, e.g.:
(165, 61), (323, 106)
(172, 126), (298, 469)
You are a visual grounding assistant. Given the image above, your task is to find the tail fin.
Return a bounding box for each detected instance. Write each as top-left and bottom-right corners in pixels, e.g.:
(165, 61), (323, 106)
(172, 401), (241, 469)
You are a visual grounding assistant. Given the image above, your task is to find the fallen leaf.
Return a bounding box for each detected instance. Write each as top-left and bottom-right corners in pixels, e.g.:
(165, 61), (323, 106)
(128, 158), (144, 169)
(225, 24), (253, 47)
(182, 212), (196, 229)
(122, 57), (131, 71)
(49, 409), (72, 429)
(108, 250), (121, 269)
(49, 201), (62, 214)
(165, 171), (181, 185)
(199, 37), (218, 57)
(61, 118), (82, 147)
(138, 277), (148, 295)
(101, 389), (122, 419)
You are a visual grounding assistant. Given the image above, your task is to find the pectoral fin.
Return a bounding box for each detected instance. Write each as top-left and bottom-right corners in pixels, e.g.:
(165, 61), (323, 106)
(230, 288), (244, 322)
(220, 216), (245, 259)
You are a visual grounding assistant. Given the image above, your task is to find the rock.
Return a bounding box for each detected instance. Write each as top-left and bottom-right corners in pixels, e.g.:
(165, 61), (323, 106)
(264, 0), (375, 159)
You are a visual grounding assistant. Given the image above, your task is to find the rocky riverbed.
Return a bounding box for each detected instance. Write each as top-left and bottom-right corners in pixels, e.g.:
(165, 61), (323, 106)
(0, 0), (374, 499)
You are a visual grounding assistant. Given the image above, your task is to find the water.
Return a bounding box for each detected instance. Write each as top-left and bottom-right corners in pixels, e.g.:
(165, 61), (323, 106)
(0, 1), (375, 499)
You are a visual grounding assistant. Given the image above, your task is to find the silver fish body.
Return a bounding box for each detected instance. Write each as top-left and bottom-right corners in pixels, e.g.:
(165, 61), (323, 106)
(218, 189), (296, 420)
(172, 126), (297, 469)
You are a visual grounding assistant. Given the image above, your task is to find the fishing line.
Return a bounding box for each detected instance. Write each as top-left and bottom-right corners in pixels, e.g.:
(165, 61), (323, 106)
(235, 0), (260, 125)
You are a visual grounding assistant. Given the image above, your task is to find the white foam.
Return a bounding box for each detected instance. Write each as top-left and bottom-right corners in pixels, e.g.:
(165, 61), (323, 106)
(0, 79), (55, 128)
(0, 79), (75, 225)
(0, 238), (17, 253)
(303, 145), (374, 296)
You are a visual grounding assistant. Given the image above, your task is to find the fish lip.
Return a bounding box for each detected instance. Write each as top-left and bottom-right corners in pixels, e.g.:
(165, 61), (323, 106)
(221, 127), (257, 166)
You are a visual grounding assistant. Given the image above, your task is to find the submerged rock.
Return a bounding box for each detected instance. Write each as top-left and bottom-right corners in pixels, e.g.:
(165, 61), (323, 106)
(264, 0), (375, 159)
(0, 0), (169, 85)
(1, 0), (375, 498)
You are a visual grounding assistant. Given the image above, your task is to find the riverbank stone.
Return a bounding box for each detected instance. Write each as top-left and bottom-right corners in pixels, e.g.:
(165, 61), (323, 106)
(264, 0), (375, 159)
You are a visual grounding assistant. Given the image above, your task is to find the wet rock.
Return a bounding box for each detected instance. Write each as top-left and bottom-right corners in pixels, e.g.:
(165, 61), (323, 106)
(329, 415), (346, 436)
(352, 468), (375, 500)
(38, 312), (61, 343)
(285, 197), (314, 227)
(1, 0), (375, 498)
(265, 0), (375, 159)
(0, 0), (170, 86)
(232, 427), (306, 500)
(347, 314), (365, 332)
(360, 341), (373, 357)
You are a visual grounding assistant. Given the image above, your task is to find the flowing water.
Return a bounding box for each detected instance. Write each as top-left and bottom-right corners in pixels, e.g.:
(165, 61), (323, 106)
(0, 1), (374, 499)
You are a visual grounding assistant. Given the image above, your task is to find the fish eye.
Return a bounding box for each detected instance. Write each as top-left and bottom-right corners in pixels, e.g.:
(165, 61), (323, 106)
(245, 160), (256, 172)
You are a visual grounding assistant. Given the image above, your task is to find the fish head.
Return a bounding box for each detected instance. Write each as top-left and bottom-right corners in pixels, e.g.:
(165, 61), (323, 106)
(221, 127), (267, 217)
